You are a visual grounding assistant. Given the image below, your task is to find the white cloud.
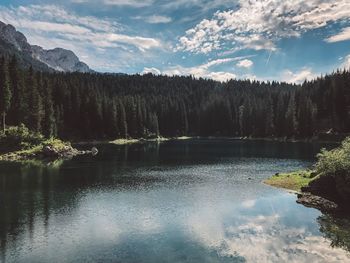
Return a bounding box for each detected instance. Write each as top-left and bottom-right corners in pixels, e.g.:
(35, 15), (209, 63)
(161, 0), (234, 12)
(281, 68), (317, 84)
(103, 0), (155, 8)
(139, 57), (241, 81)
(189, 212), (350, 262)
(237, 59), (253, 68)
(143, 55), (257, 81)
(204, 71), (237, 82)
(0, 5), (163, 70)
(325, 27), (350, 43)
(162, 57), (240, 82)
(341, 55), (350, 69)
(0, 5), (162, 52)
(145, 15), (172, 24)
(241, 199), (256, 208)
(141, 67), (161, 75)
(162, 56), (258, 81)
(178, 0), (350, 54)
(133, 15), (172, 24)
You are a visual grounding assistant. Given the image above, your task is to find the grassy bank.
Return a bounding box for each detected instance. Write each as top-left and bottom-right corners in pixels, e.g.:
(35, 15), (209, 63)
(0, 137), (75, 161)
(0, 125), (86, 162)
(264, 170), (316, 192)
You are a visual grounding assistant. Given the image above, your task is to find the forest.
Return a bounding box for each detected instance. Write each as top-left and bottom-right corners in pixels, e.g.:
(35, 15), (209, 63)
(0, 55), (349, 140)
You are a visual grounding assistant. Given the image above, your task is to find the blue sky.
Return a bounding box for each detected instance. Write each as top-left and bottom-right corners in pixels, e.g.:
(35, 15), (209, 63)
(0, 0), (350, 83)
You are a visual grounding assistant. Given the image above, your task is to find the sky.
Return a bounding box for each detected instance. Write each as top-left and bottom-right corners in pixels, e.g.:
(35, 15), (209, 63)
(0, 0), (350, 83)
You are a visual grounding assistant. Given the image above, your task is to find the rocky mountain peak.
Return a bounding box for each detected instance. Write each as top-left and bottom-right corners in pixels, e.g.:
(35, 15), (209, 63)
(0, 21), (31, 52)
(0, 21), (92, 73)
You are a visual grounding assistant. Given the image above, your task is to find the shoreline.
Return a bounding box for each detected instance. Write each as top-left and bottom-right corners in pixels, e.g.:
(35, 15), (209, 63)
(0, 139), (96, 163)
(0, 135), (342, 164)
(74, 135), (343, 146)
(264, 171), (343, 213)
(263, 170), (316, 192)
(75, 136), (194, 145)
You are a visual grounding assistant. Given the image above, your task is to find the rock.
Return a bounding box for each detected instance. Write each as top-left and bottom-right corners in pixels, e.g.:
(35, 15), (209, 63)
(42, 146), (59, 157)
(32, 46), (91, 73)
(0, 21), (31, 52)
(334, 174), (350, 204)
(297, 193), (339, 212)
(91, 147), (98, 155)
(301, 174), (341, 202)
(300, 173), (350, 212)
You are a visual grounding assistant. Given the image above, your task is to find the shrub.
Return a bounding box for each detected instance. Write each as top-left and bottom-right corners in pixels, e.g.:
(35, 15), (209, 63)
(0, 124), (44, 152)
(315, 138), (350, 177)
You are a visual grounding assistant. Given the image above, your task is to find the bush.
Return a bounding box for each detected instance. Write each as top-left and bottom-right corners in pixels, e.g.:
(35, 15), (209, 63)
(316, 138), (350, 177)
(42, 138), (70, 150)
(0, 124), (44, 152)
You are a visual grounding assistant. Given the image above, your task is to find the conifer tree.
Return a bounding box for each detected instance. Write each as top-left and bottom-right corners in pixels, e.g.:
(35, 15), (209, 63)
(26, 67), (43, 132)
(8, 55), (23, 125)
(42, 79), (56, 137)
(285, 93), (298, 137)
(0, 57), (12, 132)
(118, 100), (127, 138)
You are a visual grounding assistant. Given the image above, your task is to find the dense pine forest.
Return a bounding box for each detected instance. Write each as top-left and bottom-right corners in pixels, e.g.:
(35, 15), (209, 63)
(0, 55), (349, 140)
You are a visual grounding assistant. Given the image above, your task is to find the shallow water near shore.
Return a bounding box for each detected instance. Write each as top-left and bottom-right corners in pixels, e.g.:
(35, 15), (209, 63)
(0, 139), (349, 262)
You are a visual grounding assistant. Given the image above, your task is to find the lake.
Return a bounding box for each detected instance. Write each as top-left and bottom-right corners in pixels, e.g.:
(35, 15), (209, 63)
(0, 139), (349, 263)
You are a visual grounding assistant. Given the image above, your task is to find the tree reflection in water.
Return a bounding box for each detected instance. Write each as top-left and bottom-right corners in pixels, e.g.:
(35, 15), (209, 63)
(318, 213), (350, 252)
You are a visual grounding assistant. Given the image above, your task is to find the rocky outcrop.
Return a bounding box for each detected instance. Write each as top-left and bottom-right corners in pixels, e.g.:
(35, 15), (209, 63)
(0, 21), (31, 52)
(301, 175), (342, 202)
(300, 174), (350, 213)
(297, 192), (339, 213)
(0, 21), (92, 73)
(42, 145), (84, 159)
(31, 46), (91, 73)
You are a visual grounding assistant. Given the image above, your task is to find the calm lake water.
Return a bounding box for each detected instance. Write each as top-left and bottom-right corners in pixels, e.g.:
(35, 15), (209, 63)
(1, 139), (350, 263)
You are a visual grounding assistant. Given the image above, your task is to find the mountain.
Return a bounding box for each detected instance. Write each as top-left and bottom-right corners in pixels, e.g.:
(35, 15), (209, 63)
(0, 21), (92, 73)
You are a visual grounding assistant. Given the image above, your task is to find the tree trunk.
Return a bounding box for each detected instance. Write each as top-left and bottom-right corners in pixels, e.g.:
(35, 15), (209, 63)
(2, 112), (5, 133)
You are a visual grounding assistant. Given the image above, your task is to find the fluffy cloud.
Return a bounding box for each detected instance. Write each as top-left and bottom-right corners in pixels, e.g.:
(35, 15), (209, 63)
(237, 59), (253, 68)
(281, 68), (317, 84)
(326, 27), (350, 43)
(178, 0), (350, 54)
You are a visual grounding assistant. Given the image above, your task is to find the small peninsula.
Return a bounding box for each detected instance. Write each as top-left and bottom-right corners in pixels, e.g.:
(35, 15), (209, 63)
(265, 137), (350, 213)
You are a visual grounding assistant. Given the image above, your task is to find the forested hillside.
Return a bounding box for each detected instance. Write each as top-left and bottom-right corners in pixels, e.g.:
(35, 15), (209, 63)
(0, 55), (349, 140)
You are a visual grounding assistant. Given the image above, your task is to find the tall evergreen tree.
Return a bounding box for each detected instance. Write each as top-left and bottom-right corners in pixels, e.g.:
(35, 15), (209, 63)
(8, 56), (24, 125)
(285, 93), (298, 137)
(42, 79), (56, 137)
(26, 67), (44, 132)
(118, 100), (128, 138)
(0, 57), (12, 132)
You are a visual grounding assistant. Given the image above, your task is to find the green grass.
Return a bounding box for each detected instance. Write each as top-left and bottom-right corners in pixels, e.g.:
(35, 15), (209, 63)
(264, 170), (317, 192)
(0, 137), (71, 161)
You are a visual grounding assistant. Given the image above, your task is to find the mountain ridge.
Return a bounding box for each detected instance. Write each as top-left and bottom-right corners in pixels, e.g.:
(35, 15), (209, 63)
(0, 21), (92, 73)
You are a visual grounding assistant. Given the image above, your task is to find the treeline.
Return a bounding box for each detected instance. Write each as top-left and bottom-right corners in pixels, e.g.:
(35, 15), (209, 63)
(0, 55), (349, 140)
